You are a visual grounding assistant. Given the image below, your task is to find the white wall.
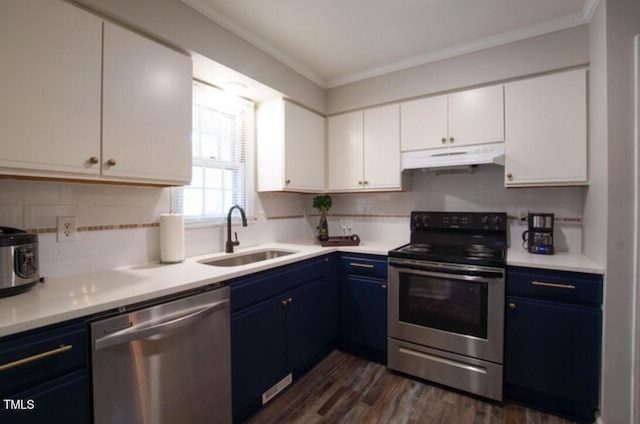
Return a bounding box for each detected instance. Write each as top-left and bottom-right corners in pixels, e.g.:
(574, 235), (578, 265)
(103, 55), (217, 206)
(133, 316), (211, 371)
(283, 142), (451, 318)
(326, 25), (589, 114)
(594, 0), (640, 422)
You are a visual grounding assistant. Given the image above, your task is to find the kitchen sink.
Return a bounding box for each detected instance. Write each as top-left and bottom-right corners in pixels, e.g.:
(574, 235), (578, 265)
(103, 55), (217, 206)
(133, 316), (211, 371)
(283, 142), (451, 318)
(199, 249), (297, 267)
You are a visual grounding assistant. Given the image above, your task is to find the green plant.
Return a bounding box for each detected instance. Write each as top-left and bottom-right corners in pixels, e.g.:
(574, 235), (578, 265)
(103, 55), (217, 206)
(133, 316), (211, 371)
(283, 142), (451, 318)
(312, 195), (332, 213)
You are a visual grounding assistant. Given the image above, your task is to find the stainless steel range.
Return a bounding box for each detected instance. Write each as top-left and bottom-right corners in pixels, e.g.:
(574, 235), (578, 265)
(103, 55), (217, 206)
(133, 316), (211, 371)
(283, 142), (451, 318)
(387, 211), (507, 401)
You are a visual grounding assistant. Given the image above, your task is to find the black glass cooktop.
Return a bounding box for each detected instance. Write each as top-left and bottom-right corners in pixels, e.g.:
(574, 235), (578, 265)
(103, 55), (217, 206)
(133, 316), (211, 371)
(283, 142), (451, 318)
(389, 211), (508, 267)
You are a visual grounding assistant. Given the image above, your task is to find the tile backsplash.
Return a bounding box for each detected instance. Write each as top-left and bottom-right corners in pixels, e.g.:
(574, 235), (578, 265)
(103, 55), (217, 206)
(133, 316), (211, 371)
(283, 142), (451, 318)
(0, 165), (583, 279)
(304, 165), (583, 253)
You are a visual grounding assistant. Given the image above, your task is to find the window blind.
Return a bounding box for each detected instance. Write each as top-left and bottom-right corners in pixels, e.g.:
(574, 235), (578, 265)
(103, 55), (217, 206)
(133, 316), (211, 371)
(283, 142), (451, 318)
(172, 81), (255, 224)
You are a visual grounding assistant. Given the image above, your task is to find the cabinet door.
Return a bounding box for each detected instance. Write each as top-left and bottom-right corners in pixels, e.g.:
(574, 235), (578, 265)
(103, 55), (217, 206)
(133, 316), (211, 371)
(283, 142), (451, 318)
(327, 111), (364, 191)
(286, 277), (338, 376)
(364, 104), (401, 190)
(505, 69), (587, 186)
(400, 95), (448, 151)
(505, 296), (601, 417)
(102, 22), (192, 185)
(0, 0), (102, 177)
(231, 298), (286, 422)
(448, 85), (504, 147)
(340, 274), (388, 362)
(283, 102), (325, 192)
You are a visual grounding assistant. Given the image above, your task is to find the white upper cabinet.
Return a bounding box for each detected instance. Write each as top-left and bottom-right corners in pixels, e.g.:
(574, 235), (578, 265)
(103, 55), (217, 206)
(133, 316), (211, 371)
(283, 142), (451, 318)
(327, 104), (401, 192)
(363, 104), (402, 190)
(328, 111), (364, 191)
(102, 22), (192, 185)
(0, 0), (102, 177)
(257, 99), (325, 192)
(401, 85), (504, 151)
(0, 0), (192, 186)
(504, 69), (587, 187)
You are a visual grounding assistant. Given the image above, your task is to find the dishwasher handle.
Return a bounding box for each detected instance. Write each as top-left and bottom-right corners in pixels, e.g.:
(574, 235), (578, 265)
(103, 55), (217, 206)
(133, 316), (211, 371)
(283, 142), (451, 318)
(94, 298), (228, 351)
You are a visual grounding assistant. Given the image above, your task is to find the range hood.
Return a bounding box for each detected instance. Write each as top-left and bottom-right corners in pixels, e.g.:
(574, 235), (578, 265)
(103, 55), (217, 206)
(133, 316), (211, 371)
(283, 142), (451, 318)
(401, 143), (505, 172)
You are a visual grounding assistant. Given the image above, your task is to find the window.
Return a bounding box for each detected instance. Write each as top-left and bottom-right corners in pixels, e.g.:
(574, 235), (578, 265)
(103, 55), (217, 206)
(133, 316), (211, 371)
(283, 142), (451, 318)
(172, 81), (255, 224)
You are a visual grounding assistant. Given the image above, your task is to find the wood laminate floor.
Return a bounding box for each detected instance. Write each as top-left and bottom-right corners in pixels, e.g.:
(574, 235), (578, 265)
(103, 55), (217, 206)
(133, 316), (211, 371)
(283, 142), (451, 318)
(247, 350), (579, 424)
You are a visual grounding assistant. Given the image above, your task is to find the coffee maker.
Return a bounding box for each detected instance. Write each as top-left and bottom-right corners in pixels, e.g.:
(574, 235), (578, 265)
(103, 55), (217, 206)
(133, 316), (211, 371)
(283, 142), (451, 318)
(522, 212), (554, 254)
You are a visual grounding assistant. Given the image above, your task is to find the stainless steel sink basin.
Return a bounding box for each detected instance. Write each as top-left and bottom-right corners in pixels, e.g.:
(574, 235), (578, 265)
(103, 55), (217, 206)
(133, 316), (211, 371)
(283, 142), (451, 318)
(199, 249), (296, 267)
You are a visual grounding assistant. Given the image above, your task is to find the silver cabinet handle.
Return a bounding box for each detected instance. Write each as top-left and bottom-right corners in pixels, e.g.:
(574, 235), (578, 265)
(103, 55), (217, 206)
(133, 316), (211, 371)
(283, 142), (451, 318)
(508, 302), (516, 310)
(106, 159), (116, 166)
(506, 172), (513, 179)
(441, 137), (447, 143)
(0, 345), (73, 372)
(88, 156), (99, 165)
(449, 136), (455, 142)
(531, 281), (576, 290)
(349, 262), (374, 269)
(94, 299), (228, 351)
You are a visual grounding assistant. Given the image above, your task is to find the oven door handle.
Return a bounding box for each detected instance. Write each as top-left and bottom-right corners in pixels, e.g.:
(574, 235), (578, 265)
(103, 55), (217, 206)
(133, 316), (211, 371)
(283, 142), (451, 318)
(390, 265), (504, 283)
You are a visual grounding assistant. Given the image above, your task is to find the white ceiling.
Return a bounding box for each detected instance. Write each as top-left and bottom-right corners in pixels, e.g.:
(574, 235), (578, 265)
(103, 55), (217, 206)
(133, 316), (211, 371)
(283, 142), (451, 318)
(183, 0), (597, 89)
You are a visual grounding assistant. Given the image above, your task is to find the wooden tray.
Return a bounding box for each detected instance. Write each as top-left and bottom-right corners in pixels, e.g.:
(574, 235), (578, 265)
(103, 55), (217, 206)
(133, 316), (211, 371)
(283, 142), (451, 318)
(320, 235), (360, 247)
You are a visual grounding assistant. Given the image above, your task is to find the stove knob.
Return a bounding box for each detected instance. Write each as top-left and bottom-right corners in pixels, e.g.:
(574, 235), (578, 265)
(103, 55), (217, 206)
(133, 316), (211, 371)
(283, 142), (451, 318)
(413, 214), (422, 228)
(492, 215), (503, 226)
(481, 215), (490, 226)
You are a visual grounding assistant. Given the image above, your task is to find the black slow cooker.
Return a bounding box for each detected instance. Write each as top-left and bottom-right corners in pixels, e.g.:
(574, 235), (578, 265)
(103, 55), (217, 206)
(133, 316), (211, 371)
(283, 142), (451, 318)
(0, 227), (39, 298)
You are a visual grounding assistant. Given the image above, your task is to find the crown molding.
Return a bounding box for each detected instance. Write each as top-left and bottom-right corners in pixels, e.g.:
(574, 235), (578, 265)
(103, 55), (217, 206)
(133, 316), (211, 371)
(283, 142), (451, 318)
(182, 0), (599, 90)
(325, 7), (596, 88)
(181, 0), (327, 87)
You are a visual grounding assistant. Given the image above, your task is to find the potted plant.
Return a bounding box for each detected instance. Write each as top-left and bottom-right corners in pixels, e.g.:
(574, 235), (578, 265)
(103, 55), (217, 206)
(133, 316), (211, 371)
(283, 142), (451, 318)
(312, 195), (332, 241)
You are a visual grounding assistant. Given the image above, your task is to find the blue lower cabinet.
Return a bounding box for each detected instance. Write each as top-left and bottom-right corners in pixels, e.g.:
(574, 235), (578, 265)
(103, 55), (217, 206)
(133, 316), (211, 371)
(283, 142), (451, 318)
(231, 296), (287, 423)
(1, 370), (90, 424)
(0, 321), (90, 424)
(339, 254), (388, 363)
(230, 254), (338, 423)
(505, 267), (603, 423)
(286, 278), (338, 376)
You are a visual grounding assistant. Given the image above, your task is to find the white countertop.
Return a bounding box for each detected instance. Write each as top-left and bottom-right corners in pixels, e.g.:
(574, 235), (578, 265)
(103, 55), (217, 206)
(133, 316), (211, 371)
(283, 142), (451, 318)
(506, 248), (604, 275)
(0, 240), (603, 338)
(0, 241), (401, 338)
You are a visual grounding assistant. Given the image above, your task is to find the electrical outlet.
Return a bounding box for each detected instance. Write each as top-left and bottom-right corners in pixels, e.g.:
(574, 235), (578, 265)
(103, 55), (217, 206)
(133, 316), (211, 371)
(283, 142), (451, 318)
(57, 216), (78, 242)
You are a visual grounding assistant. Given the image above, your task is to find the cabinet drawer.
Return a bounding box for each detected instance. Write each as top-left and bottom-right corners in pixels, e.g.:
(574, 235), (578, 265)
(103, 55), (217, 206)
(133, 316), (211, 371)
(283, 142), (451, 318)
(507, 266), (603, 305)
(230, 257), (325, 312)
(341, 254), (387, 278)
(0, 370), (90, 424)
(0, 322), (87, 397)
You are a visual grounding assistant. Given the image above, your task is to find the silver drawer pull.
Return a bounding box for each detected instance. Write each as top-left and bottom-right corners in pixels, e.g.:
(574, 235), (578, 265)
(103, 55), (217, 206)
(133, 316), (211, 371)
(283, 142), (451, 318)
(0, 344), (73, 372)
(349, 262), (374, 269)
(531, 281), (576, 290)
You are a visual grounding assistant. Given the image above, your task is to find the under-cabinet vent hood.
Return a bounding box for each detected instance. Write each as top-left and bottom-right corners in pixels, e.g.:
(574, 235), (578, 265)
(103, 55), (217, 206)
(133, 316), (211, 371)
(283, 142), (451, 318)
(401, 143), (505, 172)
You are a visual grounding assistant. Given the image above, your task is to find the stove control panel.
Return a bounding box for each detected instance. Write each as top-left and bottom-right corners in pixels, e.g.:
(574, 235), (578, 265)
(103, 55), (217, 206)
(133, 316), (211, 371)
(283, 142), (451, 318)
(410, 211), (507, 231)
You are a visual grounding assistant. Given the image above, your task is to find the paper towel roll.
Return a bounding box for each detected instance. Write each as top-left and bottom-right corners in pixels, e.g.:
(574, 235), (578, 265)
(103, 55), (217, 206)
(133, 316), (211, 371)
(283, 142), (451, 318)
(160, 213), (185, 264)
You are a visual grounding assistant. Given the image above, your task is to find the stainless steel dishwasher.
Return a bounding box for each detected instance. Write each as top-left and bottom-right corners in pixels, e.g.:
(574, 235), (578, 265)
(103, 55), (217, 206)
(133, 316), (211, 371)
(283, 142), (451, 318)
(90, 286), (231, 424)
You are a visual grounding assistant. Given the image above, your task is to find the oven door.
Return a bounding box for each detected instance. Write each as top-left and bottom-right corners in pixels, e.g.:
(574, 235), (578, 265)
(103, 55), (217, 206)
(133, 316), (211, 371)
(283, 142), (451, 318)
(388, 258), (504, 364)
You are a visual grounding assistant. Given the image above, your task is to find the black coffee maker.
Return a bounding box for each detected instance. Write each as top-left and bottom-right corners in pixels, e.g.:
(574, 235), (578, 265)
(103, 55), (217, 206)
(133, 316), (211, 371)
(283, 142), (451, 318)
(522, 212), (554, 254)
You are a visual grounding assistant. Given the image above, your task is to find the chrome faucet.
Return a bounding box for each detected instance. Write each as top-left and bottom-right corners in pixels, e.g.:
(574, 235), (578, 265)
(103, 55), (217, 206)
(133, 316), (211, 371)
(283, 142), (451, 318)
(226, 205), (248, 253)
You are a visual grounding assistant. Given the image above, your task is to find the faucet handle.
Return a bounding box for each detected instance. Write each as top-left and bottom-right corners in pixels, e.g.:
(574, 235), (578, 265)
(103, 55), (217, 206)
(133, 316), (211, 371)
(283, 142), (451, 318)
(233, 232), (240, 246)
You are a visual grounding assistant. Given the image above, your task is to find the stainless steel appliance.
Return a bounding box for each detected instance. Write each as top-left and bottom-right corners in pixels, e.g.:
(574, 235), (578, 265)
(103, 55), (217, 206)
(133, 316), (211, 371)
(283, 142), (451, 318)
(387, 211), (507, 401)
(0, 227), (39, 298)
(522, 212), (554, 254)
(91, 286), (231, 424)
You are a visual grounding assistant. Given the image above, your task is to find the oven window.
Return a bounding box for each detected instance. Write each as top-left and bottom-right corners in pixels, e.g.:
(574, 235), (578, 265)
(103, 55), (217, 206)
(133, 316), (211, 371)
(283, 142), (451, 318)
(398, 272), (488, 339)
